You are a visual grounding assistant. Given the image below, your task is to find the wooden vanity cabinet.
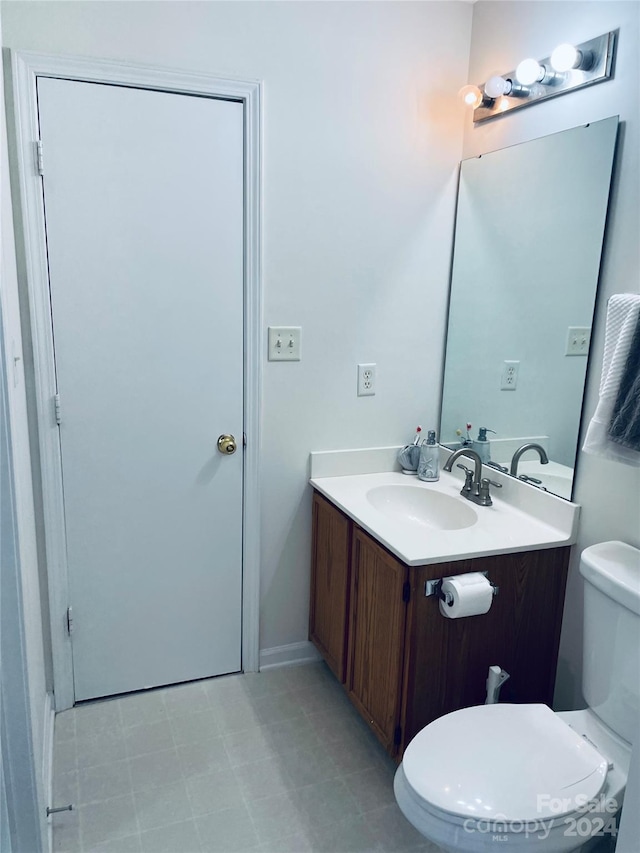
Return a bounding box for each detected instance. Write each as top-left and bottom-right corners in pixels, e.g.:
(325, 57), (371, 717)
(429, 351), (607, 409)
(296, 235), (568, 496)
(309, 492), (352, 682)
(346, 529), (409, 753)
(400, 549), (570, 755)
(309, 489), (570, 760)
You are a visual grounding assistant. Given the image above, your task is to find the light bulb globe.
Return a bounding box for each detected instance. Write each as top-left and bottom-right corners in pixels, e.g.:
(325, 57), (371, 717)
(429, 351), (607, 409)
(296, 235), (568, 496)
(458, 85), (483, 108)
(551, 43), (579, 72)
(484, 75), (509, 99)
(515, 58), (543, 86)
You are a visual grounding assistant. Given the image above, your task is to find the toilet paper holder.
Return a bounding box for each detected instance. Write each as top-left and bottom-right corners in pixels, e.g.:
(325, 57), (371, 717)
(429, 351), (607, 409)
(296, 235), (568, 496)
(425, 572), (499, 605)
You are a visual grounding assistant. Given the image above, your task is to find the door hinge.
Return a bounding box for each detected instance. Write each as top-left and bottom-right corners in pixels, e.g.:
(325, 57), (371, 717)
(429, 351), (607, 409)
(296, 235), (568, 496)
(243, 432), (247, 448)
(394, 725), (402, 746)
(66, 606), (74, 635)
(36, 140), (44, 176)
(402, 581), (411, 603)
(54, 393), (61, 425)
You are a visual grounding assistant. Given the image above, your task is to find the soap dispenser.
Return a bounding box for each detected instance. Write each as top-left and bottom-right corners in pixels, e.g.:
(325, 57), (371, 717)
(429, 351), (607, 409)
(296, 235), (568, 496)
(472, 427), (496, 464)
(417, 430), (440, 482)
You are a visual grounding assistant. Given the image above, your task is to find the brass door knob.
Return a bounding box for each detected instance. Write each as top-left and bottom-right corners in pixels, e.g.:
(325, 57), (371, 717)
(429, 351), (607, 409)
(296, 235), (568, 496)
(217, 434), (237, 455)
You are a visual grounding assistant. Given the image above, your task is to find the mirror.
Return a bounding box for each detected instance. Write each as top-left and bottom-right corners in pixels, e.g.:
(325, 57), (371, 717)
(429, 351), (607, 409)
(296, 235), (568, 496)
(440, 117), (618, 500)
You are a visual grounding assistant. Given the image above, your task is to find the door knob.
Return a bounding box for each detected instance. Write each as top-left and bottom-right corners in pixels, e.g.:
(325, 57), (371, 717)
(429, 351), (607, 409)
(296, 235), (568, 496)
(217, 434), (237, 455)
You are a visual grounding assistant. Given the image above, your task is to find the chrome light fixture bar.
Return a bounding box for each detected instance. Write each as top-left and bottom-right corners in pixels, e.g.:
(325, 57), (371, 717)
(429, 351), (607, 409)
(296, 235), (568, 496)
(469, 31), (616, 123)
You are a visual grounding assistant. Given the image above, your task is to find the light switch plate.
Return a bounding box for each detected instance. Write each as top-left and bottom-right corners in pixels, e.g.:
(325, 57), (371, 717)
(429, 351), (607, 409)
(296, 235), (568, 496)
(268, 326), (301, 361)
(565, 326), (591, 356)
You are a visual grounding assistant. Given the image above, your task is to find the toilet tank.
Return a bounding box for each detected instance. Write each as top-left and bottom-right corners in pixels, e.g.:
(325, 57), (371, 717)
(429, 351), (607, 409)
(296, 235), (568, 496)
(580, 541), (640, 744)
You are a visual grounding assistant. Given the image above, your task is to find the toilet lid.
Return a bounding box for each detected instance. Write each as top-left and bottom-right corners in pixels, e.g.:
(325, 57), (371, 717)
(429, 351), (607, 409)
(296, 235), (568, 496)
(402, 704), (608, 822)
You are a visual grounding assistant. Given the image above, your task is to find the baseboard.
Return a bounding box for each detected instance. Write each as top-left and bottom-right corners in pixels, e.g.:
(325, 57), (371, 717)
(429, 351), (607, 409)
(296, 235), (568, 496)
(259, 641), (321, 671)
(42, 691), (54, 853)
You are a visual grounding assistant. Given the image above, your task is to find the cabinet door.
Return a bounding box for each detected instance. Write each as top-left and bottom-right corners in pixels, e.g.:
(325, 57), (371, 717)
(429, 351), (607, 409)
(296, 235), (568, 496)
(309, 492), (352, 682)
(347, 528), (408, 755)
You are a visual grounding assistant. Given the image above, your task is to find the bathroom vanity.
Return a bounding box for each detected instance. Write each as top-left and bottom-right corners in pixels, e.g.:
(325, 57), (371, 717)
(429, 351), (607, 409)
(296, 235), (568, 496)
(309, 466), (577, 759)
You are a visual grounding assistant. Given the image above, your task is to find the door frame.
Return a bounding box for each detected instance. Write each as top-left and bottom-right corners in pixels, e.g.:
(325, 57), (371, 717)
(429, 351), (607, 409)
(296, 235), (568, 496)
(1, 296), (45, 853)
(7, 50), (262, 710)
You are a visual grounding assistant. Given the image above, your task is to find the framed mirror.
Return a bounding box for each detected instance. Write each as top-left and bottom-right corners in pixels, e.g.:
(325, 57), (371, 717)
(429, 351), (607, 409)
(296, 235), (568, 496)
(440, 117), (619, 500)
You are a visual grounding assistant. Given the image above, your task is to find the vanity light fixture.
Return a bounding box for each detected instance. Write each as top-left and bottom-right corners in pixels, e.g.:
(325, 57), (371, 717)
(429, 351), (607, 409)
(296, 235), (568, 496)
(462, 30), (616, 123)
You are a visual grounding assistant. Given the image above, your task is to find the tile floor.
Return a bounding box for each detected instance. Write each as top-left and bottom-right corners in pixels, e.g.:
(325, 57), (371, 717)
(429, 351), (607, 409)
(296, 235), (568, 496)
(51, 662), (440, 853)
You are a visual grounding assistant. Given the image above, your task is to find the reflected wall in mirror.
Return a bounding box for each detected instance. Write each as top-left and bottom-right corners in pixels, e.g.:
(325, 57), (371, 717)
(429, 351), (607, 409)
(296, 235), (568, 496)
(440, 117), (619, 500)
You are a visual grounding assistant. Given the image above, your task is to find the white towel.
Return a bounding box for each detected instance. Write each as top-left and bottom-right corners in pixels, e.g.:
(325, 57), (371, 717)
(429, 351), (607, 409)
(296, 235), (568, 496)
(582, 293), (640, 466)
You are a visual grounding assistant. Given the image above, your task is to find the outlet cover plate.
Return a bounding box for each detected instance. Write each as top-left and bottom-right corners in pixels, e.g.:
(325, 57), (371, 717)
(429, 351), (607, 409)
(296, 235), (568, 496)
(357, 363), (376, 396)
(501, 360), (519, 391)
(268, 326), (301, 361)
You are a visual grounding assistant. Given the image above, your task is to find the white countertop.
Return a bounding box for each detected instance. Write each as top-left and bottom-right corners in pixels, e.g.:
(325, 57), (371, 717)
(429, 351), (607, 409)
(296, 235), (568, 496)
(310, 467), (580, 566)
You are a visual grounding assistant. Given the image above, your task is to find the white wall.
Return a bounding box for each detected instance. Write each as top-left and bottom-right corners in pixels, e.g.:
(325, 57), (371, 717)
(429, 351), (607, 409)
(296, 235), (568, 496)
(2, 5), (638, 838)
(2, 0), (637, 694)
(0, 0), (473, 657)
(467, 7), (639, 840)
(465, 0), (640, 711)
(2, 0), (636, 838)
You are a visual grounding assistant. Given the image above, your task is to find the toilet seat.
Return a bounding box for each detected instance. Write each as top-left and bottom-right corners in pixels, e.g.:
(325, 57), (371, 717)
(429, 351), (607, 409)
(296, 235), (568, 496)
(402, 704), (609, 823)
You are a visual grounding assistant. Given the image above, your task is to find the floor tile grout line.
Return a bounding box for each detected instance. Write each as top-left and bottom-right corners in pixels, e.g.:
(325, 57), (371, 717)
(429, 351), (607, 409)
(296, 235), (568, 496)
(55, 666), (409, 853)
(233, 674), (324, 846)
(160, 684), (206, 851)
(228, 756), (262, 851)
(124, 706), (144, 846)
(67, 716), (82, 852)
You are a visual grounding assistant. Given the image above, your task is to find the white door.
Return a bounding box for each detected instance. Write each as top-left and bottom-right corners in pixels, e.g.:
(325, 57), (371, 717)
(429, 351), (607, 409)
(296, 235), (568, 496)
(37, 77), (244, 701)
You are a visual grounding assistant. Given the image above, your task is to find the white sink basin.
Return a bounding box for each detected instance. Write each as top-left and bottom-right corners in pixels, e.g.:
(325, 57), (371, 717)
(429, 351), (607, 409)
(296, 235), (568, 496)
(309, 469), (580, 566)
(366, 484), (477, 531)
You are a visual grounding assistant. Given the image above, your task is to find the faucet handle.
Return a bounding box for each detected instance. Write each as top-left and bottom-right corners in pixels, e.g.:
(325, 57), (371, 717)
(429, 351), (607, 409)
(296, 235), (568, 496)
(478, 477), (502, 506)
(481, 478), (502, 489)
(457, 464), (474, 493)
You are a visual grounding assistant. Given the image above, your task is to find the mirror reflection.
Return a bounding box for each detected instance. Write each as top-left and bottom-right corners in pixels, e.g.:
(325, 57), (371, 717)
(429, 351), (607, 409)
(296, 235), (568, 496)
(440, 117), (619, 500)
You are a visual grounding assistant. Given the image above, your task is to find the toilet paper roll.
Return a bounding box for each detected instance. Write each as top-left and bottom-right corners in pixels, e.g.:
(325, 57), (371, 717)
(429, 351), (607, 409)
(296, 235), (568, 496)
(439, 572), (493, 619)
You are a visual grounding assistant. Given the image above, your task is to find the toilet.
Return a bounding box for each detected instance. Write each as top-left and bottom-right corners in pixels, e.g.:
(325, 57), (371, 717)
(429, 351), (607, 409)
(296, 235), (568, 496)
(394, 541), (640, 853)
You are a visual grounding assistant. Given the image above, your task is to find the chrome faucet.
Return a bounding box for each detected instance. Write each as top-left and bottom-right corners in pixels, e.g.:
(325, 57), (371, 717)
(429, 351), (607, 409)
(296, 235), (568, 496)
(510, 443), (549, 477)
(443, 448), (502, 507)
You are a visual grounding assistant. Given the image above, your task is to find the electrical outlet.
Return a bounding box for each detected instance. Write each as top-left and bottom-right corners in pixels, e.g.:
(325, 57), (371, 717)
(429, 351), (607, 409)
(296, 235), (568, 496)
(565, 326), (591, 356)
(501, 360), (519, 391)
(357, 363), (376, 396)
